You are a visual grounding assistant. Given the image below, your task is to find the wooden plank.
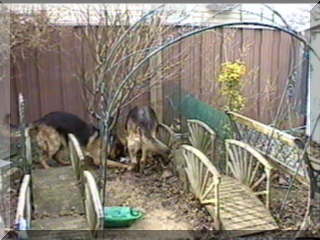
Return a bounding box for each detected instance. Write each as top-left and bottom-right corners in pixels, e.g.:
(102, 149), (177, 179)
(150, 52), (163, 122)
(11, 47), (40, 122)
(221, 207), (271, 220)
(15, 174), (31, 227)
(78, 26), (96, 122)
(37, 29), (63, 116)
(161, 47), (171, 124)
(234, 29), (243, 62)
(227, 214), (276, 225)
(220, 197), (264, 209)
(228, 111), (302, 148)
(219, 193), (277, 230)
(32, 166), (85, 217)
(270, 30), (281, 121)
(253, 30), (262, 121)
(180, 35), (193, 97)
(192, 32), (202, 99)
(22, 48), (41, 122)
(200, 30), (215, 105)
(309, 156), (320, 171)
(0, 48), (10, 122)
(10, 58), (18, 124)
(161, 40), (181, 125)
(277, 32), (293, 128)
(74, 27), (87, 121)
(12, 47), (26, 122)
(169, 40), (181, 124)
(242, 29), (258, 119)
(179, 35), (193, 131)
(259, 30), (274, 124)
(59, 27), (75, 115)
(221, 214), (270, 228)
(59, 27), (86, 121)
(198, 173), (277, 234)
(278, 32), (292, 97)
(211, 29), (224, 109)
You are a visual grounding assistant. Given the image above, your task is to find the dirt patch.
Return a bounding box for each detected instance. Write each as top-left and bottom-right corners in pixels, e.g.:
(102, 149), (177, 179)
(270, 183), (308, 230)
(105, 163), (214, 231)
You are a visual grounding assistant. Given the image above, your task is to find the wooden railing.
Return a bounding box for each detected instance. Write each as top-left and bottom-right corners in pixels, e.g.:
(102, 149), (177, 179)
(225, 139), (273, 209)
(15, 127), (33, 232)
(83, 171), (104, 231)
(180, 144), (221, 226)
(68, 133), (104, 231)
(15, 174), (31, 231)
(187, 119), (216, 161)
(157, 123), (175, 148)
(227, 111), (320, 231)
(228, 111), (308, 182)
(24, 128), (32, 168)
(68, 134), (85, 181)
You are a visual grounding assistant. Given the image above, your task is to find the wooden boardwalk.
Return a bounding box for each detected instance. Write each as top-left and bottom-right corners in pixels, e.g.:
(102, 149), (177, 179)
(179, 135), (279, 237)
(31, 166), (88, 230)
(206, 175), (278, 235)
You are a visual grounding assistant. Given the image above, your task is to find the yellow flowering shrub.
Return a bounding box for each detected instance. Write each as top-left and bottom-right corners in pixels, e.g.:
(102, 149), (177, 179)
(217, 61), (247, 112)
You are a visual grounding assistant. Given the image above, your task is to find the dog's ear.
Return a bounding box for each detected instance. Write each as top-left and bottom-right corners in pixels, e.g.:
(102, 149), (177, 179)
(87, 130), (99, 147)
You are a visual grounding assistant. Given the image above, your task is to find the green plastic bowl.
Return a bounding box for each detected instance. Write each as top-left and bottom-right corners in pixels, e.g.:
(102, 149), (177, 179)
(104, 206), (144, 228)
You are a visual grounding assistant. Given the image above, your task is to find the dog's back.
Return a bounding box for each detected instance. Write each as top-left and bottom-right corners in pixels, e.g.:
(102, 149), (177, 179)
(2, 111), (125, 168)
(35, 111), (98, 146)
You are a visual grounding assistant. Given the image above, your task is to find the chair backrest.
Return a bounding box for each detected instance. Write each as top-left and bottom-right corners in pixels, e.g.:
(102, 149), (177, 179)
(225, 139), (273, 209)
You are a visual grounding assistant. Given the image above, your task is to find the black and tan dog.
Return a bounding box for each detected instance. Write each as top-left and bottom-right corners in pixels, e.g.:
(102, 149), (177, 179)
(2, 111), (129, 169)
(125, 106), (171, 172)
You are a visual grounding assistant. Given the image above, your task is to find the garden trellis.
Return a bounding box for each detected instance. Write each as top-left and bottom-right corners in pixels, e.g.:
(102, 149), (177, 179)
(96, 16), (319, 232)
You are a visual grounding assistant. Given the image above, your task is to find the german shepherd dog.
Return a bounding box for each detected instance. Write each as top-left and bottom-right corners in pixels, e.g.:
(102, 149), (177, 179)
(2, 111), (127, 169)
(125, 106), (171, 172)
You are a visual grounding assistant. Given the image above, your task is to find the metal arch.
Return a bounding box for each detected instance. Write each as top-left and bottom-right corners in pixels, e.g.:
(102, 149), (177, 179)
(102, 20), (319, 233)
(107, 21), (319, 117)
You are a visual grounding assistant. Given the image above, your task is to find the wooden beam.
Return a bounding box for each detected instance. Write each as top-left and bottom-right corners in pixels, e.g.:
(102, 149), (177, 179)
(227, 111), (303, 148)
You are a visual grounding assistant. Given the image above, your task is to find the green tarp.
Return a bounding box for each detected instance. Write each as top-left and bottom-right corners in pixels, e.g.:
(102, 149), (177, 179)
(170, 93), (234, 140)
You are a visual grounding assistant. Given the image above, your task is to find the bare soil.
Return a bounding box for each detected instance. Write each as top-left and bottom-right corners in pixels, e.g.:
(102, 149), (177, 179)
(105, 163), (214, 231)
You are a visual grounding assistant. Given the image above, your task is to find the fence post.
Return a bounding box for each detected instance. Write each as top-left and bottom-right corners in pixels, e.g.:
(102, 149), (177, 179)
(150, 51), (163, 122)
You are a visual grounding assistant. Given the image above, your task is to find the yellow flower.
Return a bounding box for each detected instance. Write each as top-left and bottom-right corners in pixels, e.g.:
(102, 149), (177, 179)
(216, 61), (247, 112)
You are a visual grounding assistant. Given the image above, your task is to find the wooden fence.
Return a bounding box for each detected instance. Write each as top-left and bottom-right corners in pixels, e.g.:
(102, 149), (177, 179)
(10, 26), (307, 127)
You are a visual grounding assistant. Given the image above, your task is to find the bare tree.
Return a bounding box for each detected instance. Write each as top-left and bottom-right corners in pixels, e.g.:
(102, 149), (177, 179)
(75, 5), (190, 126)
(9, 5), (63, 62)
